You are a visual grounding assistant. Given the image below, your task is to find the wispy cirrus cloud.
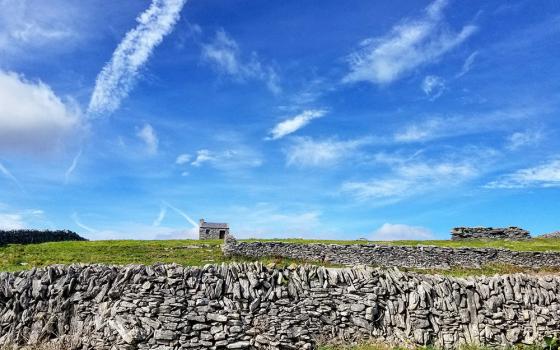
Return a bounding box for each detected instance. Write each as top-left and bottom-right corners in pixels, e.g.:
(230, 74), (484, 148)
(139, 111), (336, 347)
(342, 148), (491, 203)
(190, 148), (262, 171)
(343, 0), (476, 85)
(421, 75), (446, 100)
(456, 51), (478, 78)
(285, 137), (372, 167)
(201, 29), (280, 94)
(175, 153), (191, 165)
(0, 0), (85, 57)
(393, 108), (542, 143)
(136, 123), (159, 155)
(506, 130), (542, 151)
(485, 159), (560, 189)
(88, 0), (187, 115)
(267, 109), (327, 140)
(342, 162), (477, 202)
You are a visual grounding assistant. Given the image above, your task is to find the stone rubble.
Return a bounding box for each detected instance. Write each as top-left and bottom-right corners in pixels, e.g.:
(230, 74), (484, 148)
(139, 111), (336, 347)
(450, 227), (530, 240)
(1, 263), (560, 349)
(539, 232), (560, 239)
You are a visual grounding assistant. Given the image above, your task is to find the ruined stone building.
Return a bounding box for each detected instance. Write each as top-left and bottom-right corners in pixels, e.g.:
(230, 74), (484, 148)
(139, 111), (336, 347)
(198, 219), (229, 239)
(451, 226), (531, 240)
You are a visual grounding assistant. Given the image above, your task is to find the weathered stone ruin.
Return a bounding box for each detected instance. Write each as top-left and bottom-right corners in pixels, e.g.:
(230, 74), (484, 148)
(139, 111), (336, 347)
(1, 263), (560, 349)
(540, 231), (560, 239)
(198, 219), (229, 240)
(451, 227), (531, 240)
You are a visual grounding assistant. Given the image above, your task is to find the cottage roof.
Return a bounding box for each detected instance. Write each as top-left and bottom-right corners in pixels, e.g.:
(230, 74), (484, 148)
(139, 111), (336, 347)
(200, 222), (229, 229)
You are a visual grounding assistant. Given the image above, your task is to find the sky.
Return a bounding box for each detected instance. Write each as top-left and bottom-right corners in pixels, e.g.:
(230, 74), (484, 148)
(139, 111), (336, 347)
(1, 0), (560, 240)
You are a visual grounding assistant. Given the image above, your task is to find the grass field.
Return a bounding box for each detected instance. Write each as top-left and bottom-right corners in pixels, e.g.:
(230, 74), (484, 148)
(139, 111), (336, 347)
(2, 238), (560, 275)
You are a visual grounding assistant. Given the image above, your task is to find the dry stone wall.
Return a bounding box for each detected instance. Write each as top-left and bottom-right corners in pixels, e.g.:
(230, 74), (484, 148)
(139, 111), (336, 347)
(222, 237), (560, 269)
(1, 263), (560, 350)
(0, 230), (86, 246)
(451, 227), (531, 240)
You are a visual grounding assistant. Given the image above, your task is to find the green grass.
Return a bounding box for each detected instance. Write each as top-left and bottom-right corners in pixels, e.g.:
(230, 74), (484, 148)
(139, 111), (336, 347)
(2, 238), (560, 275)
(0, 240), (225, 272)
(0, 239), (344, 272)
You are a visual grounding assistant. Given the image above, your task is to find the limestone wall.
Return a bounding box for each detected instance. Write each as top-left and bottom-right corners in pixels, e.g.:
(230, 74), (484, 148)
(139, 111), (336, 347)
(1, 263), (560, 349)
(222, 237), (560, 269)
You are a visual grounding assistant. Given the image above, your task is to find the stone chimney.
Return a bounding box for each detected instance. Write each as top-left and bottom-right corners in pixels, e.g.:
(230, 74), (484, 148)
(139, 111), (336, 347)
(199, 218), (205, 226)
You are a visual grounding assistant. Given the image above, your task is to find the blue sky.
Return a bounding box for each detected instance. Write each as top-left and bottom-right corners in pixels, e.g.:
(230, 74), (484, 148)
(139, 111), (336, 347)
(1, 0), (560, 240)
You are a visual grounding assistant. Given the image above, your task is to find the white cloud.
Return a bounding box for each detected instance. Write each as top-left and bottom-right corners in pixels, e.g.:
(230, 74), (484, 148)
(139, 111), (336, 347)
(175, 153), (191, 165)
(191, 149), (214, 167)
(485, 159), (560, 189)
(88, 0), (187, 115)
(267, 109), (327, 140)
(506, 130), (542, 151)
(421, 75), (445, 100)
(372, 223), (435, 241)
(398, 162), (477, 179)
(342, 179), (414, 201)
(0, 70), (81, 153)
(456, 51), (478, 78)
(191, 148), (262, 170)
(393, 108), (540, 143)
(0, 207), (50, 230)
(285, 137), (370, 167)
(137, 124), (159, 154)
(0, 0), (83, 56)
(201, 29), (280, 94)
(0, 213), (25, 230)
(342, 156), (481, 202)
(343, 0), (476, 85)
(64, 149), (82, 184)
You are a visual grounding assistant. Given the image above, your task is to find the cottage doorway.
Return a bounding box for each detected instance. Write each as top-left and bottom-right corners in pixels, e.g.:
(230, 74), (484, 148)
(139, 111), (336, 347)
(219, 230), (225, 239)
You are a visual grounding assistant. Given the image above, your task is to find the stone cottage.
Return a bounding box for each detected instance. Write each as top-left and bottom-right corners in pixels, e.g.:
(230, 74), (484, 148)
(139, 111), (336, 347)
(198, 219), (229, 240)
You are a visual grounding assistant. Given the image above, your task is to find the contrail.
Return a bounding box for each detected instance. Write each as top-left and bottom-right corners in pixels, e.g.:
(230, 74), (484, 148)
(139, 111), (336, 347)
(64, 149), (82, 184)
(0, 161), (23, 191)
(71, 212), (96, 233)
(152, 206), (167, 226)
(162, 201), (198, 228)
(88, 0), (188, 115)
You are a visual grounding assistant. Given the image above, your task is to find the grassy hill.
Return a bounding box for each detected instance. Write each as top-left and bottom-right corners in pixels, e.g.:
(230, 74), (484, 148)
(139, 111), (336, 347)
(2, 238), (560, 275)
